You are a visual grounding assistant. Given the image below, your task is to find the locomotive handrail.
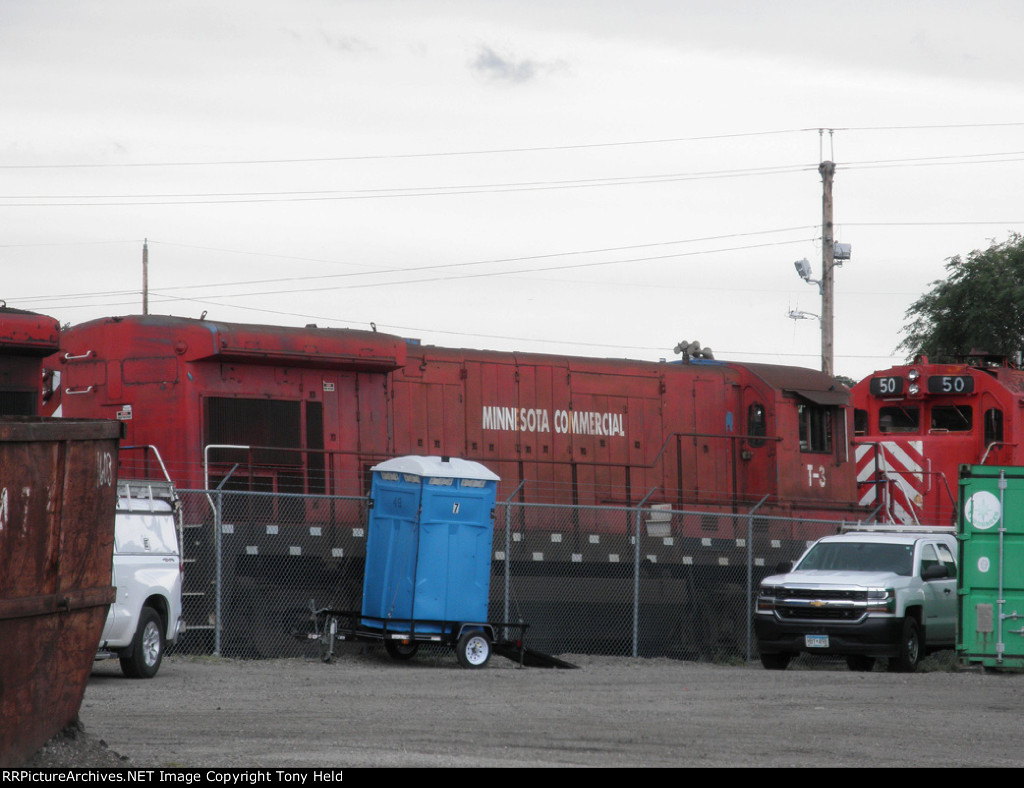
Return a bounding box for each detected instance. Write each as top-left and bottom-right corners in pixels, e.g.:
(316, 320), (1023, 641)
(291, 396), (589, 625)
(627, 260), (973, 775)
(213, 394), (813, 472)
(862, 501), (886, 523)
(648, 429), (782, 470)
(201, 435), (779, 474)
(62, 350), (93, 361)
(200, 437), (780, 514)
(203, 444), (251, 499)
(120, 444), (175, 490)
(64, 386), (94, 395)
(980, 440), (1018, 465)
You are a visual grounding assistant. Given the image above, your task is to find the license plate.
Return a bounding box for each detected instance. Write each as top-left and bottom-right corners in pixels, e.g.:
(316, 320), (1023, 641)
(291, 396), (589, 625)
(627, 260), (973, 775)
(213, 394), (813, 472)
(805, 634), (829, 648)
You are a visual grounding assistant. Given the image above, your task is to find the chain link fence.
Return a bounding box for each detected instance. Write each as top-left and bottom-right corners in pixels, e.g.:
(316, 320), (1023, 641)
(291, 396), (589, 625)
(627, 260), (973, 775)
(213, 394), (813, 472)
(170, 488), (854, 662)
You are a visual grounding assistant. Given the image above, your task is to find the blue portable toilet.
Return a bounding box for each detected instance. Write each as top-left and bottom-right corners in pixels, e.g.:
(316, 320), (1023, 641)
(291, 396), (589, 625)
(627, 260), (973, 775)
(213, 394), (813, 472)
(361, 456), (500, 636)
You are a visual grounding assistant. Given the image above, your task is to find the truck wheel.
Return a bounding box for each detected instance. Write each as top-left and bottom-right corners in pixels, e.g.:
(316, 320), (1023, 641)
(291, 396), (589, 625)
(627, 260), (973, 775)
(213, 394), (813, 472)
(456, 631), (491, 669)
(120, 607), (164, 679)
(384, 639), (419, 661)
(888, 617), (922, 673)
(846, 655), (876, 672)
(759, 652), (792, 670)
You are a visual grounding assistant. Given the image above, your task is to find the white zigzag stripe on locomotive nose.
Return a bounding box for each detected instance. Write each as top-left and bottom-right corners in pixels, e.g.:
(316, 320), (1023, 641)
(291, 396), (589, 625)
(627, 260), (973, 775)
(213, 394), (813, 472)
(855, 440), (924, 518)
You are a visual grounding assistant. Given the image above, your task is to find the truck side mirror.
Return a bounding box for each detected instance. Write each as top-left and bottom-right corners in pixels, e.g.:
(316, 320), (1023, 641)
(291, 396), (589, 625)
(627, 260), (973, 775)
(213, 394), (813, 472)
(922, 564), (949, 580)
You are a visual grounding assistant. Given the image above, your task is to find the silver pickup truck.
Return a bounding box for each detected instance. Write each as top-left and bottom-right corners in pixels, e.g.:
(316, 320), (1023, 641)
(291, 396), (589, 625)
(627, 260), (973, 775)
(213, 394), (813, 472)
(95, 480), (184, 678)
(753, 526), (958, 672)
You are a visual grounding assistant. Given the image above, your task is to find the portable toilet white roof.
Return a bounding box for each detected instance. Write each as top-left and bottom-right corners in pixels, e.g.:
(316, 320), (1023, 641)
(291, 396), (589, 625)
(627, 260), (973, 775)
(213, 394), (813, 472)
(370, 455), (500, 482)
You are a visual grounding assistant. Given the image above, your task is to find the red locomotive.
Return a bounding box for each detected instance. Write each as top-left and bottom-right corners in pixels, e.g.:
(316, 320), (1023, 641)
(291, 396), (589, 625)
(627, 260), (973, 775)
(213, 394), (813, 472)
(34, 313), (868, 657)
(0, 306), (60, 416)
(852, 353), (1022, 527)
(45, 314), (860, 535)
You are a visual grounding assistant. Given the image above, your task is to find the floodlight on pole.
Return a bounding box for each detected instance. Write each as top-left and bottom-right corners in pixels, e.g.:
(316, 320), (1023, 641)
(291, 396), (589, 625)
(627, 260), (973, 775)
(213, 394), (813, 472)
(793, 258), (822, 295)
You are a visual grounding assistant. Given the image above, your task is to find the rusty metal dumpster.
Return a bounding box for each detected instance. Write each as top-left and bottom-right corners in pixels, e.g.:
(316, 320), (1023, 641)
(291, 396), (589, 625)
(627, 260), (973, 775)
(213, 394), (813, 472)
(0, 418), (123, 766)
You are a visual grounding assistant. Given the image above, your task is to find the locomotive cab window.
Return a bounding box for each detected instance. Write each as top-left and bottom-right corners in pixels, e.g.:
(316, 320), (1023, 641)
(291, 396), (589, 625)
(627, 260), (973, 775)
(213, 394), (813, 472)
(798, 404), (832, 453)
(747, 403), (766, 447)
(985, 408), (1004, 446)
(878, 406), (919, 434)
(930, 405), (972, 432)
(853, 409), (868, 436)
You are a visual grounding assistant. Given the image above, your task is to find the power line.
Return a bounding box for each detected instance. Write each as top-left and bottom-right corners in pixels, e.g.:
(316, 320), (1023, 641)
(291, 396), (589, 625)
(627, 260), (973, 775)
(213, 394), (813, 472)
(5, 151), (1024, 209)
(7, 123), (1024, 171)
(835, 122), (1024, 132)
(17, 232), (816, 309)
(843, 221), (1024, 227)
(0, 164), (814, 207)
(0, 128), (814, 170)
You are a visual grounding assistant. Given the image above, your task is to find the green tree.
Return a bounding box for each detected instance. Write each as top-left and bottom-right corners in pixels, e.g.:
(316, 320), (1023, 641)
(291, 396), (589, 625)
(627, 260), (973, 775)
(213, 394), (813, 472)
(899, 234), (1024, 362)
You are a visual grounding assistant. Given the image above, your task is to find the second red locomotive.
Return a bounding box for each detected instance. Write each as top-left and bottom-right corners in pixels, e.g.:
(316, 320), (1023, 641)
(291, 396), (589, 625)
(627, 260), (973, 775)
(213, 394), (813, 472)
(853, 352), (1024, 527)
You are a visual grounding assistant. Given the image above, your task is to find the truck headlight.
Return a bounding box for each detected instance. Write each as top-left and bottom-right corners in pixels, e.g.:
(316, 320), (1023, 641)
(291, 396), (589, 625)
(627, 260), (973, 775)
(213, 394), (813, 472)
(756, 585), (779, 613)
(866, 588), (895, 613)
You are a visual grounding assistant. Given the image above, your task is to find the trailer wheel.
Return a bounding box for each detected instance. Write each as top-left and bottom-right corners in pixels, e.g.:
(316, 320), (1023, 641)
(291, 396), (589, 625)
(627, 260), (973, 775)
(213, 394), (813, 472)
(120, 607), (164, 679)
(384, 639), (420, 661)
(456, 631), (491, 669)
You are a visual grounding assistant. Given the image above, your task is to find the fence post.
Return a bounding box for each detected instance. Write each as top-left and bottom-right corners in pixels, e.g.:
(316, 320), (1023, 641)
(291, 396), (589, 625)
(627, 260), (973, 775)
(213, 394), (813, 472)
(503, 481), (526, 640)
(203, 459), (243, 659)
(214, 489), (223, 657)
(632, 488), (658, 658)
(746, 494), (770, 662)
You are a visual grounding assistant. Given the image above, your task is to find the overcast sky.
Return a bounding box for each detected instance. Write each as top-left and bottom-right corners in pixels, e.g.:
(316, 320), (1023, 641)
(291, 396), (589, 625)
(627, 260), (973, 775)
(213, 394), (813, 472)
(4, 0), (1024, 382)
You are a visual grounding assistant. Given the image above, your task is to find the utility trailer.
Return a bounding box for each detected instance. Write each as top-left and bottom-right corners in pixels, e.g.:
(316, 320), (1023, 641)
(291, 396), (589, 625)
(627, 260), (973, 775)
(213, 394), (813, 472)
(296, 604), (577, 669)
(294, 457), (578, 669)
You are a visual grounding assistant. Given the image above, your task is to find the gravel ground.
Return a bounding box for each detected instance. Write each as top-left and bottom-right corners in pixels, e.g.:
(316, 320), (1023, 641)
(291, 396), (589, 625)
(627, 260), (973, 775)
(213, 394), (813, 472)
(23, 648), (1024, 768)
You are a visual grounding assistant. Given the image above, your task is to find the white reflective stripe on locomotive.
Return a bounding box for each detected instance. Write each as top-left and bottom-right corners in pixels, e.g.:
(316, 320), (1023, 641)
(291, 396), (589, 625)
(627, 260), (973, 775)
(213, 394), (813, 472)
(855, 441), (925, 525)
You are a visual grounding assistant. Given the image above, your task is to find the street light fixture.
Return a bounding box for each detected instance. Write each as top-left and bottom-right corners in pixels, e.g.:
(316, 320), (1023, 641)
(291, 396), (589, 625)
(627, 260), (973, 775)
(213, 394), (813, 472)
(793, 258), (822, 295)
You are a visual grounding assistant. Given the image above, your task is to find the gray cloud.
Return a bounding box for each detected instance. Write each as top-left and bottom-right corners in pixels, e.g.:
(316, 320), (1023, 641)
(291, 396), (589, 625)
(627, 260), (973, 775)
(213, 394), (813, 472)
(471, 45), (563, 83)
(321, 32), (371, 54)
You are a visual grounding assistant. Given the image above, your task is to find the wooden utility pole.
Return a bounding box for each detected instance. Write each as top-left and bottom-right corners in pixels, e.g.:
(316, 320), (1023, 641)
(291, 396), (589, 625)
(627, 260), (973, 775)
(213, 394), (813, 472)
(819, 161), (835, 377)
(142, 238), (149, 315)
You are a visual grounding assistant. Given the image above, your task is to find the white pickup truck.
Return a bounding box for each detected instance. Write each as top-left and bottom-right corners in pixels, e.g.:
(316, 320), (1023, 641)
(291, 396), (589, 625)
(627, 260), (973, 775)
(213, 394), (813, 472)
(95, 480), (184, 678)
(753, 526), (958, 672)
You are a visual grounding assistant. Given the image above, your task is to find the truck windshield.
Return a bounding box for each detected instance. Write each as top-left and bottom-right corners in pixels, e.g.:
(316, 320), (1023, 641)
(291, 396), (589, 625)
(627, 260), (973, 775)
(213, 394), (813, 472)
(795, 541), (914, 576)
